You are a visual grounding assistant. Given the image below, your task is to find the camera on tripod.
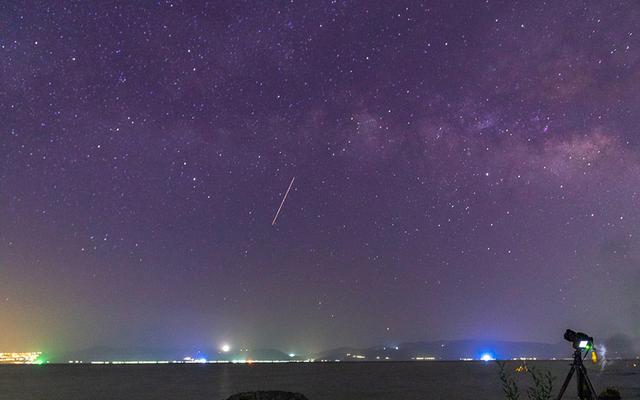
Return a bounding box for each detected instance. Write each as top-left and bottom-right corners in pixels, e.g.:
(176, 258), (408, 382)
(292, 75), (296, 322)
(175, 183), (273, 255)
(563, 329), (594, 351)
(556, 329), (598, 400)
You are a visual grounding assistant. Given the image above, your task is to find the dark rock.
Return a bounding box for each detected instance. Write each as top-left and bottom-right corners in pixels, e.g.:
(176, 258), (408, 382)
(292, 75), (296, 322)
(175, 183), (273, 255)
(225, 391), (308, 400)
(598, 387), (622, 400)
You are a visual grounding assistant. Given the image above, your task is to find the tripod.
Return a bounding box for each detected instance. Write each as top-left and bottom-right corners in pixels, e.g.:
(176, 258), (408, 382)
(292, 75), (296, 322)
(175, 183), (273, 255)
(556, 348), (598, 400)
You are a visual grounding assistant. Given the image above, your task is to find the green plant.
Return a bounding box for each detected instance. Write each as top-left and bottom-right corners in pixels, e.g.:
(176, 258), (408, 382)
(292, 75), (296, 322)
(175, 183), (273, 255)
(497, 361), (520, 400)
(598, 386), (621, 400)
(525, 366), (554, 400)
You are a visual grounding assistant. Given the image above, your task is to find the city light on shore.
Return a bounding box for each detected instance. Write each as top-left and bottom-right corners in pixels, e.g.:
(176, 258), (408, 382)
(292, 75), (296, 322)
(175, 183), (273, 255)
(480, 353), (496, 362)
(0, 352), (44, 364)
(77, 359), (319, 365)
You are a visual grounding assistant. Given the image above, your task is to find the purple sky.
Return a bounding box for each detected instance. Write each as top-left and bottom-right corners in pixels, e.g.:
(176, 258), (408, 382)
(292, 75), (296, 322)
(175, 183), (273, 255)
(1, 1), (639, 353)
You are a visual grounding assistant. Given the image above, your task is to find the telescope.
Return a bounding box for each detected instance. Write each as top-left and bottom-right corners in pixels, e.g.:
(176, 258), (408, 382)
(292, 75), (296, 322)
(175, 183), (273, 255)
(563, 329), (594, 351)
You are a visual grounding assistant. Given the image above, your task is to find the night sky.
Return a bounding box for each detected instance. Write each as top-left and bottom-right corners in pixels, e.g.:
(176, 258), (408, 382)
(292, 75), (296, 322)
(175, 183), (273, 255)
(1, 1), (640, 354)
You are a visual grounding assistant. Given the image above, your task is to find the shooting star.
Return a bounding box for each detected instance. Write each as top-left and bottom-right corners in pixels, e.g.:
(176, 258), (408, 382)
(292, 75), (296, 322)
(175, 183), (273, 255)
(272, 176), (296, 226)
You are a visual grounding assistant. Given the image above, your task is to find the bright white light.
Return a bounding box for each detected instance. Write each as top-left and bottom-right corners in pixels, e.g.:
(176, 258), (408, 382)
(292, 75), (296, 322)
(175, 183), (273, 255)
(288, 353), (295, 357)
(221, 344), (231, 353)
(480, 353), (495, 362)
(579, 340), (589, 349)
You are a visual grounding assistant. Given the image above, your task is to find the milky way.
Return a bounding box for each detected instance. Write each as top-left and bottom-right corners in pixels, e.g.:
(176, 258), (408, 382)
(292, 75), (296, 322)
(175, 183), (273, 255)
(1, 1), (640, 353)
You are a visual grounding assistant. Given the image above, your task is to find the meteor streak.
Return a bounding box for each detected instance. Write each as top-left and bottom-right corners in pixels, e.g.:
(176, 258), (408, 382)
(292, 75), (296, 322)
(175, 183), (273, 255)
(272, 177), (295, 226)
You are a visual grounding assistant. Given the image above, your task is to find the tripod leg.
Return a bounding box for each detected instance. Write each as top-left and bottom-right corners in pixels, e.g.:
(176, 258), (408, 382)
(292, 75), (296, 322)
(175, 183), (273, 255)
(580, 365), (598, 400)
(556, 366), (576, 400)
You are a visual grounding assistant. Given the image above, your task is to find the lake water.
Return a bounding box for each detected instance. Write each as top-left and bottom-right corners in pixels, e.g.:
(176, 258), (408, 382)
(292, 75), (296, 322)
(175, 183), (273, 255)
(1, 360), (639, 400)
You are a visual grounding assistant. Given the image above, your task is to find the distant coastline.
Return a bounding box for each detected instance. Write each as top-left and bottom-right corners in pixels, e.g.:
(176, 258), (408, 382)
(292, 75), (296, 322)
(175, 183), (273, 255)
(7, 338), (638, 365)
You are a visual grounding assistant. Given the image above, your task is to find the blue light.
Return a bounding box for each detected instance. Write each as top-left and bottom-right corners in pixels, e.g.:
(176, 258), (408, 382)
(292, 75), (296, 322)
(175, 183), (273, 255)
(194, 351), (208, 363)
(480, 353), (495, 362)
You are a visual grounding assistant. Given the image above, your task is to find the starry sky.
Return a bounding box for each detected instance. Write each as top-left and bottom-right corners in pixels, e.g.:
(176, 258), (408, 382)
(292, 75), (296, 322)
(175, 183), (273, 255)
(1, 1), (640, 354)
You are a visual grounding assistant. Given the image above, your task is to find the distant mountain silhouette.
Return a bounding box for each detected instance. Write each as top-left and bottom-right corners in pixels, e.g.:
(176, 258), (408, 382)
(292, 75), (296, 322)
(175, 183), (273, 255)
(50, 336), (639, 363)
(60, 346), (192, 362)
(55, 346), (295, 363)
(314, 340), (569, 361)
(315, 337), (640, 361)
